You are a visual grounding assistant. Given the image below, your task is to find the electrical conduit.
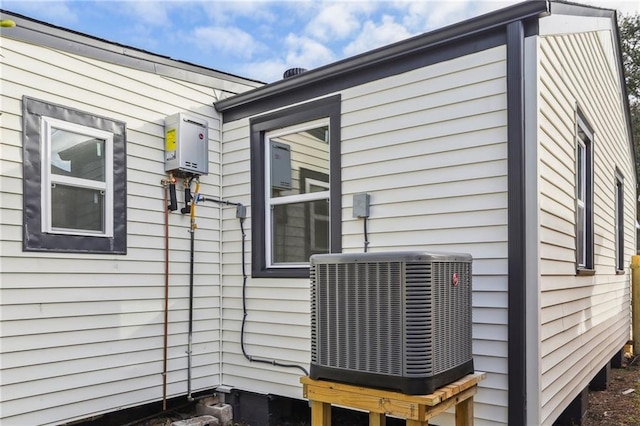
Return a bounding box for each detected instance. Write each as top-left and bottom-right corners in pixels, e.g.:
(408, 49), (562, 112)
(162, 180), (170, 410)
(187, 179), (200, 401)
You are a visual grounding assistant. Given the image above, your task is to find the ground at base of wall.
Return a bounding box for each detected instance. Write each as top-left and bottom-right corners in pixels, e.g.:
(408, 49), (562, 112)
(125, 407), (196, 426)
(79, 364), (640, 426)
(582, 361), (640, 425)
(125, 403), (407, 426)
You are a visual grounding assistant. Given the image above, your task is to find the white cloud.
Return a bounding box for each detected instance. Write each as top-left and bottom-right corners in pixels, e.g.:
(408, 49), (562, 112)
(304, 2), (370, 42)
(284, 33), (336, 70)
(3, 0), (78, 24)
(343, 14), (413, 57)
(239, 58), (289, 83)
(199, 0), (278, 25)
(189, 25), (260, 59)
(396, 0), (471, 32)
(120, 1), (172, 27)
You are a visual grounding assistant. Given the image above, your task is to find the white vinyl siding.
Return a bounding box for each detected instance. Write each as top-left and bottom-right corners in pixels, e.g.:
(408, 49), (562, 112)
(0, 37), (256, 426)
(220, 45), (508, 426)
(341, 45), (508, 426)
(221, 116), (313, 397)
(538, 30), (635, 425)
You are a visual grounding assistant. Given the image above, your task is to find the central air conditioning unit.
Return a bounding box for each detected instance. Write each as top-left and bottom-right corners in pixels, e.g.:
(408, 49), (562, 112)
(310, 251), (474, 394)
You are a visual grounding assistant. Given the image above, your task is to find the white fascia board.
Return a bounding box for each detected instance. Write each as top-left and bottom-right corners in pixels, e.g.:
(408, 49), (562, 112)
(539, 14), (613, 36)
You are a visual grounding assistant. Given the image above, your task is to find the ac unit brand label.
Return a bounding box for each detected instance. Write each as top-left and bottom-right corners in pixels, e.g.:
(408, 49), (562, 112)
(452, 273), (459, 287)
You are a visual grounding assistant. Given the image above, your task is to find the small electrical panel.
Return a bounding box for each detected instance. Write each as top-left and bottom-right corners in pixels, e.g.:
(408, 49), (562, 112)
(270, 141), (292, 190)
(165, 113), (208, 176)
(353, 193), (370, 218)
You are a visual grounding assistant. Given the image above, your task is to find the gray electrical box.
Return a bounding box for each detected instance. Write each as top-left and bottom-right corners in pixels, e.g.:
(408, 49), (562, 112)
(353, 193), (370, 218)
(164, 113), (208, 176)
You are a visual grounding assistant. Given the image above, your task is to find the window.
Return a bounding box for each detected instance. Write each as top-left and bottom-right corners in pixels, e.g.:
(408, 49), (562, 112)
(615, 172), (624, 272)
(22, 96), (127, 254)
(42, 117), (114, 236)
(575, 110), (594, 273)
(250, 95), (341, 278)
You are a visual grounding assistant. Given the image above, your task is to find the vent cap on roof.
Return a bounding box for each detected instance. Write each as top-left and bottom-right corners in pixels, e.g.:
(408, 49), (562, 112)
(283, 67), (307, 79)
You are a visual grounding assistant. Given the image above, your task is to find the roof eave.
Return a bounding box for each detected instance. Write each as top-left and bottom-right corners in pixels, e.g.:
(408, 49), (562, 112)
(214, 0), (549, 112)
(0, 9), (265, 93)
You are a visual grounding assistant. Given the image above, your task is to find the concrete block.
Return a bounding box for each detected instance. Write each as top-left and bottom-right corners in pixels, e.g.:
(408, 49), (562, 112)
(196, 397), (220, 416)
(171, 415), (218, 426)
(211, 403), (233, 426)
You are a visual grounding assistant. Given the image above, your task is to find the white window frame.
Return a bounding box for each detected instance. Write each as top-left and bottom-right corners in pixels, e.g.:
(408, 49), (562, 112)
(305, 178), (330, 255)
(264, 118), (330, 268)
(41, 116), (114, 237)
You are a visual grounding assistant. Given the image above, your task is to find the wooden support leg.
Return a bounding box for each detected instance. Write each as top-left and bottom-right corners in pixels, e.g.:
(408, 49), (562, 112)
(455, 396), (474, 426)
(369, 412), (387, 426)
(310, 400), (331, 426)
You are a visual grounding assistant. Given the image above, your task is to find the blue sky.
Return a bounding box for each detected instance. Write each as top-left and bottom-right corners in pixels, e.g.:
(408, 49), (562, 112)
(3, 1), (639, 83)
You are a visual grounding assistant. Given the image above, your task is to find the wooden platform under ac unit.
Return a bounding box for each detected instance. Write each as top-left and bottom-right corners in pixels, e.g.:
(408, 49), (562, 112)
(301, 372), (486, 426)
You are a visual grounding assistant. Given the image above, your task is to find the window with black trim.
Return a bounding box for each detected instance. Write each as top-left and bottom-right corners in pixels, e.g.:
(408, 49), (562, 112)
(575, 110), (594, 273)
(250, 95), (341, 278)
(615, 171), (624, 273)
(22, 96), (127, 254)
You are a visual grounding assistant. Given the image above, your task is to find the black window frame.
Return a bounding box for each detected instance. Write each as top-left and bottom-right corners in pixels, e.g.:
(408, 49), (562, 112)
(22, 96), (127, 254)
(615, 170), (624, 273)
(575, 108), (594, 274)
(250, 95), (341, 278)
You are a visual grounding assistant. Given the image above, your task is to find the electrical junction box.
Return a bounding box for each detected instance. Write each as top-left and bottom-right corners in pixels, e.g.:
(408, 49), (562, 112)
(165, 113), (208, 176)
(352, 193), (370, 218)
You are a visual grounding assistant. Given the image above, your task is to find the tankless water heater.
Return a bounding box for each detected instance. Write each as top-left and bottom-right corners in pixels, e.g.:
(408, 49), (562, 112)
(164, 113), (208, 176)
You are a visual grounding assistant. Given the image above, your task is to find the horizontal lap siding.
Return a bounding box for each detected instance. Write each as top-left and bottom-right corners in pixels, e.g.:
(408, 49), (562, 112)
(220, 116), (313, 398)
(341, 45), (508, 426)
(0, 38), (255, 426)
(538, 32), (634, 425)
(220, 48), (509, 424)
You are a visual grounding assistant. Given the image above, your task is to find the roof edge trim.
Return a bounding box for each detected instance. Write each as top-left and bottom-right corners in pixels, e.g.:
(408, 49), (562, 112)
(214, 0), (549, 113)
(0, 9), (264, 94)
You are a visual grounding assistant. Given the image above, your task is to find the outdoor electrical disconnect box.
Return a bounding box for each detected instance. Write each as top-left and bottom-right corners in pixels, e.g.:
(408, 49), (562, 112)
(164, 113), (209, 176)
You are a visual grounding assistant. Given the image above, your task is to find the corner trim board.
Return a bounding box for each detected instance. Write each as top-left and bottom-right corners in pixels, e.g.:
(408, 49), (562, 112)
(506, 20), (527, 425)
